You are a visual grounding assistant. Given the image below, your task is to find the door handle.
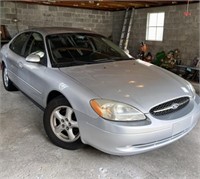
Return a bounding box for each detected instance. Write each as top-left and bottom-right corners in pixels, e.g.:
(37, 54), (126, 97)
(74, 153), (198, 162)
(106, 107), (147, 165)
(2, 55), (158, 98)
(18, 62), (23, 68)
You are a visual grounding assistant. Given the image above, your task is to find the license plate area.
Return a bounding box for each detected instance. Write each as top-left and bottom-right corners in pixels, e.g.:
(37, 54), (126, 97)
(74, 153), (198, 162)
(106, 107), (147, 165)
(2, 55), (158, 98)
(172, 117), (191, 135)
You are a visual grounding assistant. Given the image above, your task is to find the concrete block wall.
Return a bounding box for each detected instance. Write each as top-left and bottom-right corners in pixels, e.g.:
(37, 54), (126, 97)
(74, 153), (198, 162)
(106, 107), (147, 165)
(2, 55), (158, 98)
(0, 2), (113, 38)
(1, 1), (199, 65)
(128, 3), (199, 65)
(112, 10), (125, 45)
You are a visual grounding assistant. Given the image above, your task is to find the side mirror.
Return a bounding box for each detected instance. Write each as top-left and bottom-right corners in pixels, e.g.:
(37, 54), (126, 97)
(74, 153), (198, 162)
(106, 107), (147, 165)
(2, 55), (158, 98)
(25, 51), (44, 63)
(26, 54), (41, 63)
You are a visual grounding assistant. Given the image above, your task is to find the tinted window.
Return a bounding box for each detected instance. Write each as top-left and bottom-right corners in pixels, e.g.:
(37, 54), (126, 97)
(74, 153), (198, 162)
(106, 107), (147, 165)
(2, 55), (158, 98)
(23, 32), (47, 66)
(10, 32), (30, 56)
(24, 32), (45, 57)
(46, 33), (131, 67)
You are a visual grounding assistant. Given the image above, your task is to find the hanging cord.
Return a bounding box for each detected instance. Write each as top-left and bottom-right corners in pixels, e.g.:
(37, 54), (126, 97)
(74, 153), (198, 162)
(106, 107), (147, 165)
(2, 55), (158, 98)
(14, 2), (19, 33)
(184, 0), (191, 16)
(186, 0), (190, 13)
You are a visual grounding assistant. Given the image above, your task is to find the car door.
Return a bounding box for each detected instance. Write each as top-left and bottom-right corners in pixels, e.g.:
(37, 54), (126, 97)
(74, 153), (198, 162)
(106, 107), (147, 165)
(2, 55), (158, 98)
(17, 32), (48, 106)
(6, 32), (31, 86)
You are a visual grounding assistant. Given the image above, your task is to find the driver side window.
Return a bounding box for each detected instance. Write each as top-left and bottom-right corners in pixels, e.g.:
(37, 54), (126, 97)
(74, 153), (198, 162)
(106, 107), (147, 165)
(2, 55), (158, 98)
(23, 32), (47, 65)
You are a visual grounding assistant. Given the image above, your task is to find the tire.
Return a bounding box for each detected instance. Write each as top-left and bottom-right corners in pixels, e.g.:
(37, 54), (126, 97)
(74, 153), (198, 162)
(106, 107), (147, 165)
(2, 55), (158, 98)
(2, 65), (17, 91)
(43, 96), (84, 150)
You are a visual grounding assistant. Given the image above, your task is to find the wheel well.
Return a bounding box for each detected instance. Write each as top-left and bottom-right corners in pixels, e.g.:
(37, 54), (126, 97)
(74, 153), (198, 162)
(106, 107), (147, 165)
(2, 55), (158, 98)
(47, 91), (65, 105)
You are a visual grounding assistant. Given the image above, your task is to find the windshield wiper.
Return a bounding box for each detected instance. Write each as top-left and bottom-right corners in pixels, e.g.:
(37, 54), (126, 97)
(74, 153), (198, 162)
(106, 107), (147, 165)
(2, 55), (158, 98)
(109, 56), (134, 60)
(94, 58), (116, 62)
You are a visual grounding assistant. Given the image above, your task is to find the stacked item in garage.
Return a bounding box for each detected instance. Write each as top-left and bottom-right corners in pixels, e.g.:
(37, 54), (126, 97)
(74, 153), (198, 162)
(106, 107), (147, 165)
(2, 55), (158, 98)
(153, 49), (181, 69)
(0, 25), (11, 48)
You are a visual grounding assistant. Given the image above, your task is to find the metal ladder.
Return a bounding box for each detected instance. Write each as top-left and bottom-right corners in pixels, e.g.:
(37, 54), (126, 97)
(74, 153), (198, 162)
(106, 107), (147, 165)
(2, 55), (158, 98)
(119, 8), (134, 50)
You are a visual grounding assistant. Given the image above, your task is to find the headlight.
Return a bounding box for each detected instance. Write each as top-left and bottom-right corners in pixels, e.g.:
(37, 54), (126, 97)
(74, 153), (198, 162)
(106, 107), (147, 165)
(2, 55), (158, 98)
(90, 99), (146, 121)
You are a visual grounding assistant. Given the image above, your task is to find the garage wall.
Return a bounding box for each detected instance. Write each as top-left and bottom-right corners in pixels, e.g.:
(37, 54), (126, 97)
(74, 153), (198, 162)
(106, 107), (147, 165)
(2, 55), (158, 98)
(128, 3), (199, 65)
(112, 10), (125, 45)
(0, 2), (113, 38)
(1, 2), (199, 65)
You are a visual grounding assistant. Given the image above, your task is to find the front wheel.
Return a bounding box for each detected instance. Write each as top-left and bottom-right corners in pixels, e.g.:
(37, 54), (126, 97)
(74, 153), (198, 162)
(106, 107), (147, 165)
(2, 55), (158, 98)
(43, 96), (84, 150)
(2, 65), (17, 91)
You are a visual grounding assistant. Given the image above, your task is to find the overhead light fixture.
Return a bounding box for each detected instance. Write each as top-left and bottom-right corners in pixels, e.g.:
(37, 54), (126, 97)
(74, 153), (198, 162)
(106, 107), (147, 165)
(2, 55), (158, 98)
(42, 1), (50, 4)
(47, 0), (57, 2)
(42, 0), (56, 4)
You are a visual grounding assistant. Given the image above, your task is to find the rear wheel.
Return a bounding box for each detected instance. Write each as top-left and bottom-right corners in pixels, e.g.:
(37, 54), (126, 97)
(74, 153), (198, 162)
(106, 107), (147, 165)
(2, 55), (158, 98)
(43, 96), (84, 150)
(2, 65), (17, 91)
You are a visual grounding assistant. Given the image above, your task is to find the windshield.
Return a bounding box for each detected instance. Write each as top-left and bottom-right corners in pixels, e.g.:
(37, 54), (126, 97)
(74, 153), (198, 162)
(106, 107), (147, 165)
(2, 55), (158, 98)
(46, 33), (132, 67)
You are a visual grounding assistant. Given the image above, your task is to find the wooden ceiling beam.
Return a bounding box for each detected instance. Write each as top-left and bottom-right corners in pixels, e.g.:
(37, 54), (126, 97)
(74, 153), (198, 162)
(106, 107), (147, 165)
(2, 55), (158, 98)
(4, 0), (199, 11)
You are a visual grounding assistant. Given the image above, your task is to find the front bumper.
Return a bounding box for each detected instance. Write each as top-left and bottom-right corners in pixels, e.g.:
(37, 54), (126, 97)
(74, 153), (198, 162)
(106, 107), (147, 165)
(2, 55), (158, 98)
(77, 96), (200, 156)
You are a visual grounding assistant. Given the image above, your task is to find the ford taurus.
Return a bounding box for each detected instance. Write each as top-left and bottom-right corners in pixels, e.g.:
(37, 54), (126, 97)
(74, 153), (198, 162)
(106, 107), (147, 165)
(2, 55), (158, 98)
(0, 27), (199, 155)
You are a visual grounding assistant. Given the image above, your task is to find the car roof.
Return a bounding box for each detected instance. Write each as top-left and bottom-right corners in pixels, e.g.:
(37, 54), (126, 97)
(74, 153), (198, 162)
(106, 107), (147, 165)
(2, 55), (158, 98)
(23, 27), (99, 36)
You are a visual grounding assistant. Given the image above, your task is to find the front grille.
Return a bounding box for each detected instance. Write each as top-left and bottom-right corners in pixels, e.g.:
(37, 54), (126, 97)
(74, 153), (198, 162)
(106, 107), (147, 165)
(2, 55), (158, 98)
(150, 97), (190, 116)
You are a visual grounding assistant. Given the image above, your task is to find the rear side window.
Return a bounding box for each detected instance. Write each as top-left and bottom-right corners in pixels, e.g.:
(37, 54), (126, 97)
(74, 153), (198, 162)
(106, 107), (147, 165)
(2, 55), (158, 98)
(10, 32), (30, 56)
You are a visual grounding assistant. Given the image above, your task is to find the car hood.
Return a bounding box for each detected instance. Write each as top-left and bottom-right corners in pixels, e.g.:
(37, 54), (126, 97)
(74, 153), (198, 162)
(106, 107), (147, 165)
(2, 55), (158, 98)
(59, 60), (192, 113)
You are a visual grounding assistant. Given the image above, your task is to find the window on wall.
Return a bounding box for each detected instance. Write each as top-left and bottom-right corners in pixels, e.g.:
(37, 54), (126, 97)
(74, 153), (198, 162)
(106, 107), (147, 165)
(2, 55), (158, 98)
(146, 12), (165, 41)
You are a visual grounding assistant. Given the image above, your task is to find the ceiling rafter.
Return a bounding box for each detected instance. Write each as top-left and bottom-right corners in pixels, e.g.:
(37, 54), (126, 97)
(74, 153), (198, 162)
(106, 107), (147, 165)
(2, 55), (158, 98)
(4, 0), (199, 11)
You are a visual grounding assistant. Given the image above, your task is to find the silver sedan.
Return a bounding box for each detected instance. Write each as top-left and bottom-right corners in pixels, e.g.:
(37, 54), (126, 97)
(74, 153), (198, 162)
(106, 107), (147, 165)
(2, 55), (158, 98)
(0, 27), (199, 155)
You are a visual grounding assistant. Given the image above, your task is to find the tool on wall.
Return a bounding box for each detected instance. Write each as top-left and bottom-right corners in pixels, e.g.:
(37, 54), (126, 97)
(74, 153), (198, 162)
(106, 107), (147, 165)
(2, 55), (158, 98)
(119, 8), (134, 50)
(184, 0), (191, 16)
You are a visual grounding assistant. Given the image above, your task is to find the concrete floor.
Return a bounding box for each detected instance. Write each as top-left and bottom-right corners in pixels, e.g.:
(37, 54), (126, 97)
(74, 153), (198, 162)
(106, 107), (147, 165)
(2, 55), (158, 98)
(0, 73), (200, 179)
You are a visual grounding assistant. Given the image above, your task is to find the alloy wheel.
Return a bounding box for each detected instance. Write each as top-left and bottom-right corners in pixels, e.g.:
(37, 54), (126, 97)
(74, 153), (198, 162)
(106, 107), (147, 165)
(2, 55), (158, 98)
(3, 67), (9, 87)
(50, 106), (80, 142)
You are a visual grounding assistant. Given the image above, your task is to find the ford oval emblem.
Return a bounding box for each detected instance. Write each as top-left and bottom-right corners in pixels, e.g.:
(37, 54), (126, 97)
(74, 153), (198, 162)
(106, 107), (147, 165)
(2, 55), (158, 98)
(171, 103), (179, 109)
